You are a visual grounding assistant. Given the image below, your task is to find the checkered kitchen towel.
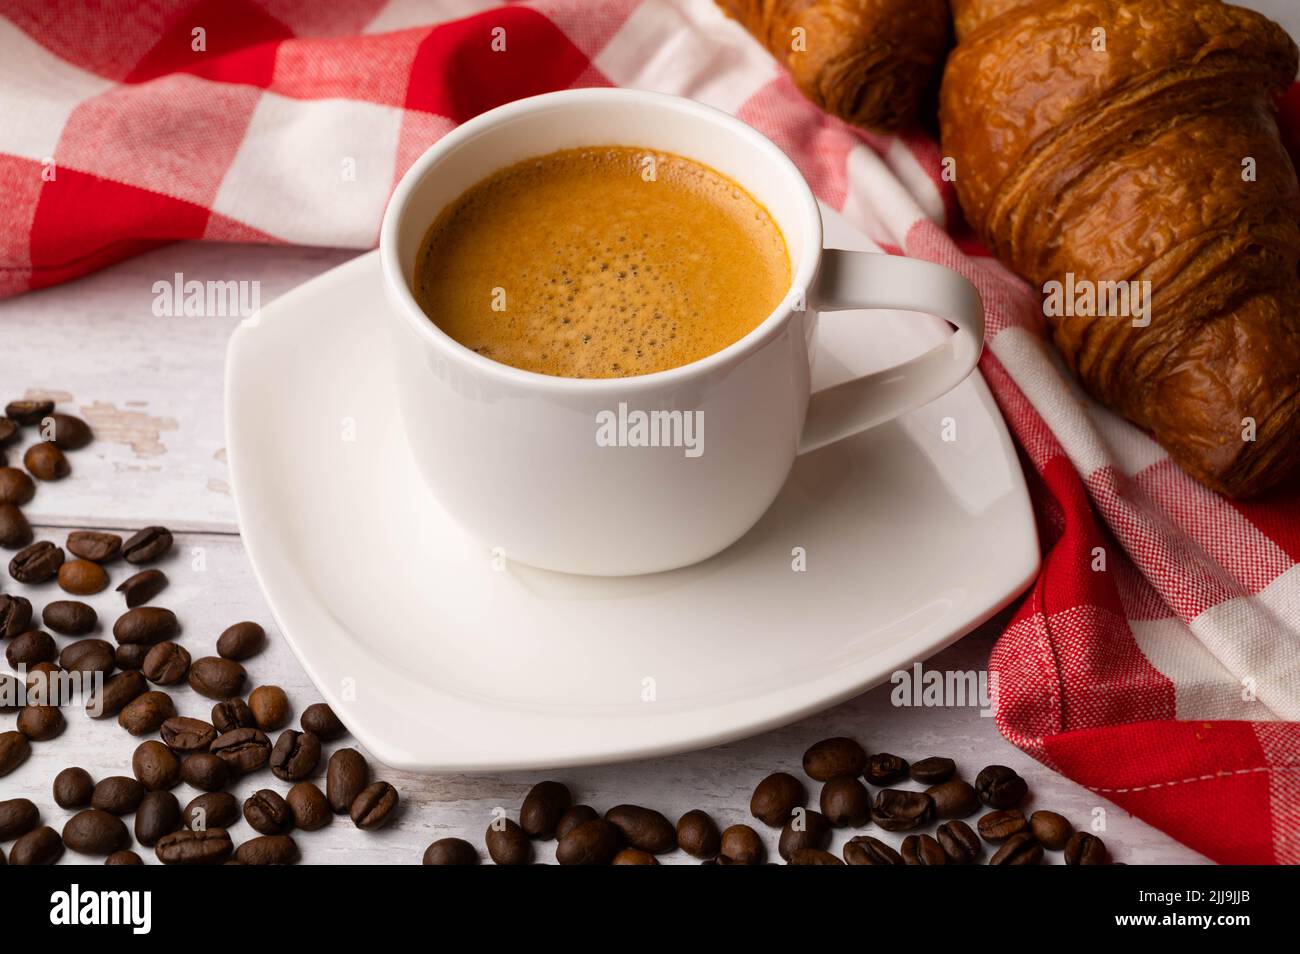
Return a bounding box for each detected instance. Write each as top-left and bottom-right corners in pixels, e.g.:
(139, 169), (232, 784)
(3, 0), (1298, 863)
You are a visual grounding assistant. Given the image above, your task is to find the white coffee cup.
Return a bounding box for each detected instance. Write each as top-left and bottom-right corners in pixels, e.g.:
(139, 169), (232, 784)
(381, 89), (983, 576)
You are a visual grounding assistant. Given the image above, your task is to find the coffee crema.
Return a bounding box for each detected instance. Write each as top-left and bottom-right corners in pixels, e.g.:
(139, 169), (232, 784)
(413, 146), (791, 378)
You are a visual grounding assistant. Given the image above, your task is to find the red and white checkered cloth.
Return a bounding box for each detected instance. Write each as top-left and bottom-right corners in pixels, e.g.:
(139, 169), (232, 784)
(3, 0), (1299, 863)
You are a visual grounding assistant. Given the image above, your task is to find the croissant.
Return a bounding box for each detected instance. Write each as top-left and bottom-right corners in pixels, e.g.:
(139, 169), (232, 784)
(716, 0), (951, 130)
(940, 0), (1300, 498)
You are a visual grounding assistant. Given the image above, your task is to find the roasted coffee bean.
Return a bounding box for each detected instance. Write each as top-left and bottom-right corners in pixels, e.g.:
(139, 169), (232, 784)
(802, 737), (867, 781)
(63, 809), (129, 855)
(10, 540), (63, 583)
(520, 780), (571, 839)
(184, 792), (240, 831)
(677, 809), (722, 859)
(750, 771), (806, 826)
(0, 417), (15, 444)
(287, 782), (331, 832)
(423, 838), (478, 865)
(902, 833), (947, 865)
(88, 670), (146, 719)
(142, 641), (190, 685)
(556, 819), (621, 866)
(0, 674), (18, 713)
(487, 818), (534, 865)
(17, 704), (63, 741)
(270, 729), (320, 781)
(976, 764), (1028, 809)
(1031, 810), (1074, 851)
(0, 503), (32, 548)
(613, 848), (659, 865)
(0, 730), (31, 776)
(155, 827), (233, 865)
(6, 628), (56, 667)
(820, 777), (870, 827)
(105, 850), (143, 865)
(5, 400), (53, 425)
(937, 819), (982, 864)
(135, 790), (181, 847)
(927, 779), (980, 819)
(60, 638), (114, 676)
(217, 621), (265, 660)
(605, 804), (676, 854)
(133, 739), (180, 791)
(160, 716), (216, 753)
(10, 825), (63, 865)
(910, 756), (957, 784)
(116, 568), (166, 607)
(53, 767), (95, 809)
(114, 644), (149, 671)
(210, 729), (271, 776)
(555, 804), (598, 841)
(783, 848), (842, 866)
(211, 696), (256, 732)
(350, 780), (398, 830)
(0, 797), (39, 840)
(0, 467), (36, 506)
(123, 526), (173, 564)
(977, 809), (1028, 843)
(25, 442), (70, 481)
(92, 776), (146, 815)
(326, 747), (369, 813)
(188, 656), (246, 699)
(117, 690), (175, 735)
(0, 594), (32, 636)
(865, 752), (911, 785)
(113, 606), (179, 645)
(47, 413), (92, 451)
(778, 808), (832, 861)
(44, 600), (97, 636)
(300, 702), (345, 741)
(236, 834), (298, 866)
(871, 789), (935, 831)
(990, 831), (1044, 866)
(67, 531), (121, 563)
(57, 558), (105, 594)
(248, 684), (290, 730)
(24, 661), (59, 702)
(244, 789), (293, 835)
(719, 824), (764, 865)
(1064, 831), (1108, 865)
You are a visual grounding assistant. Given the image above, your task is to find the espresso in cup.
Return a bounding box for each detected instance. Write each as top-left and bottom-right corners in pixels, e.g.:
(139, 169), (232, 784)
(412, 146), (790, 378)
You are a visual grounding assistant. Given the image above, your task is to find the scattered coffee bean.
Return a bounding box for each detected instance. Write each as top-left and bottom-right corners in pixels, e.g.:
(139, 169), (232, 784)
(9, 540), (63, 583)
(719, 824), (764, 865)
(142, 641), (191, 685)
(976, 765), (1028, 809)
(0, 797), (40, 840)
(245, 789), (294, 835)
(132, 739), (180, 791)
(24, 662), (59, 702)
(248, 684), (290, 730)
(871, 789), (935, 831)
(902, 833), (947, 865)
(1065, 831), (1108, 865)
(67, 531), (122, 563)
(677, 809), (721, 859)
(160, 716), (216, 753)
(114, 644), (149, 671)
(0, 594), (32, 636)
(58, 558), (106, 594)
(556, 804), (598, 841)
(520, 780), (571, 839)
(613, 848), (659, 865)
(0, 467), (36, 506)
(989, 831), (1044, 865)
(556, 819), (620, 865)
(63, 808), (129, 855)
(910, 756), (957, 784)
(17, 704), (64, 741)
(117, 690), (175, 735)
(9, 825), (63, 865)
(210, 728), (271, 775)
(820, 776), (871, 827)
(423, 838), (478, 865)
(937, 819), (982, 864)
(802, 737), (867, 781)
(0, 730), (31, 776)
(53, 767), (95, 809)
(326, 747), (369, 814)
(750, 771), (806, 826)
(1031, 810), (1074, 851)
(236, 834), (298, 865)
(182, 752), (231, 791)
(88, 670), (146, 719)
(123, 526), (173, 564)
(92, 776), (146, 815)
(185, 792), (240, 831)
(778, 808), (832, 861)
(788, 848), (844, 865)
(0, 674), (17, 713)
(487, 817), (534, 865)
(5, 400), (53, 426)
(351, 780), (398, 830)
(300, 702), (345, 741)
(60, 638), (114, 676)
(188, 656), (246, 699)
(113, 606), (179, 645)
(47, 413), (92, 451)
(977, 809), (1028, 843)
(44, 600), (98, 636)
(7, 629), (57, 667)
(25, 442), (70, 481)
(217, 620), (265, 660)
(0, 417), (15, 444)
(270, 729), (320, 781)
(605, 804), (676, 854)
(926, 779), (980, 819)
(287, 782), (331, 832)
(135, 790), (181, 847)
(865, 752), (911, 785)
(212, 696), (256, 732)
(155, 827), (232, 865)
(116, 568), (167, 607)
(0, 503), (32, 548)
(105, 850), (144, 865)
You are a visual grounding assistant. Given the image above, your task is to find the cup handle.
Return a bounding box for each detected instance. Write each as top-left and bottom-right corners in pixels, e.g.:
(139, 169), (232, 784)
(797, 249), (986, 455)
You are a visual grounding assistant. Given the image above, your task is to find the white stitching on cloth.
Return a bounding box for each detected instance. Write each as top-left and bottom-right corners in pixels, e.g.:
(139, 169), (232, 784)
(1090, 765), (1300, 794)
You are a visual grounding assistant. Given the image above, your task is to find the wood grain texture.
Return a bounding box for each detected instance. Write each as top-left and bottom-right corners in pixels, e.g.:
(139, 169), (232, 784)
(0, 242), (1207, 864)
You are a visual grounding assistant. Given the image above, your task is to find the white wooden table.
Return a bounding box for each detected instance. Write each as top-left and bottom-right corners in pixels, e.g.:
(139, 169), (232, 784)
(0, 242), (1207, 864)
